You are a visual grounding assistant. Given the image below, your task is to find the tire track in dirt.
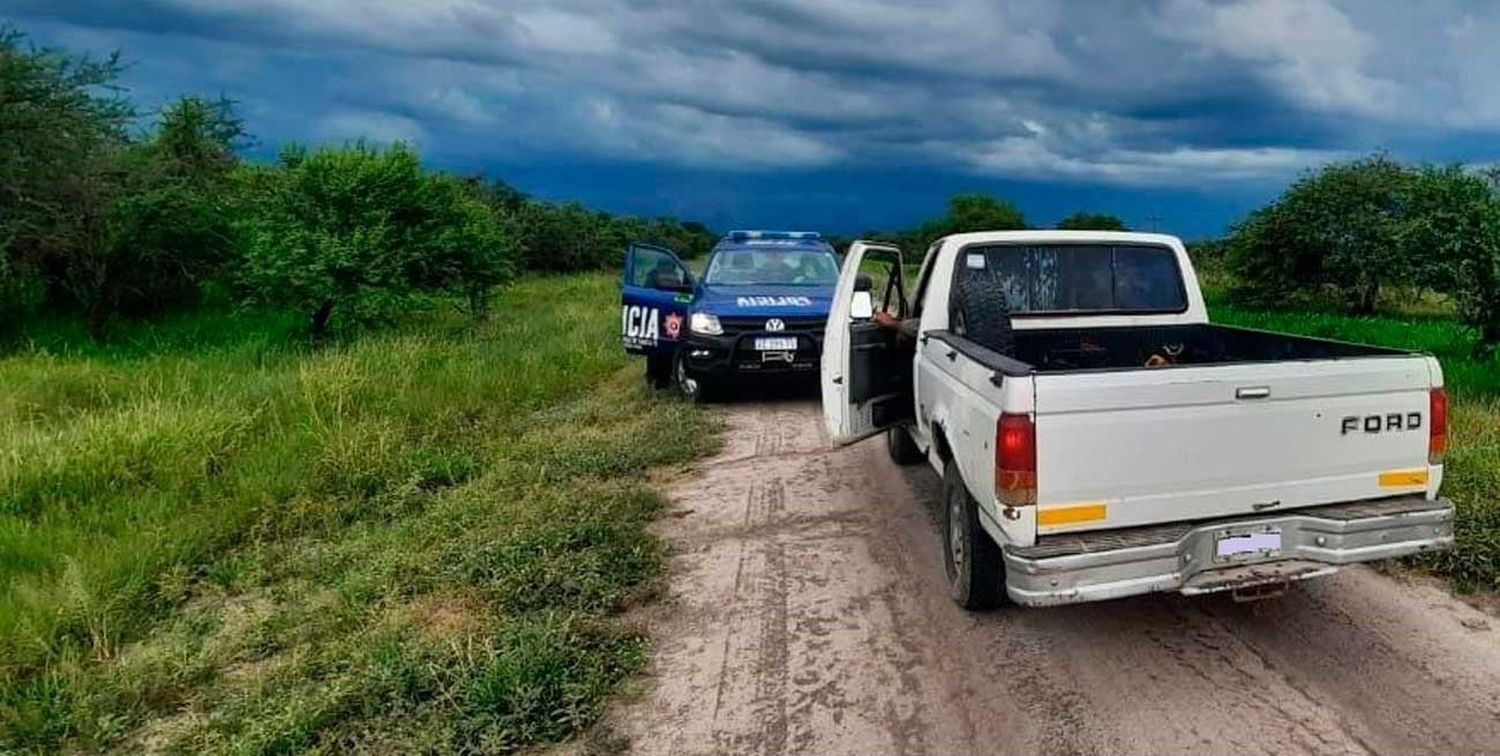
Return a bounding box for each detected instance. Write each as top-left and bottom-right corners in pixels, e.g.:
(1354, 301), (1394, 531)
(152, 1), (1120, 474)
(610, 399), (1500, 755)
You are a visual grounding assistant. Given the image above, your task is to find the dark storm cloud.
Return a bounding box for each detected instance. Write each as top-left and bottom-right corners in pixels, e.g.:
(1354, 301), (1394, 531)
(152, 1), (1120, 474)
(6, 0), (1500, 186)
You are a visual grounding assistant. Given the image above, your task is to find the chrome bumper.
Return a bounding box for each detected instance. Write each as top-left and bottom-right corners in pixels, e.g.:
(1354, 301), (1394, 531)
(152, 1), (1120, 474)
(1003, 496), (1454, 607)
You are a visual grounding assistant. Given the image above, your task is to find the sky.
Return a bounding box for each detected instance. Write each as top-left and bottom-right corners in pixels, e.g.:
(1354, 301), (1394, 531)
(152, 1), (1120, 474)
(6, 0), (1500, 239)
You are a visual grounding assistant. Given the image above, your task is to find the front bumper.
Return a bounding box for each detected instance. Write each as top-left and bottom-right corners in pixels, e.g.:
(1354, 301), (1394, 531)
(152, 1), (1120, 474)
(1003, 496), (1454, 606)
(681, 331), (822, 377)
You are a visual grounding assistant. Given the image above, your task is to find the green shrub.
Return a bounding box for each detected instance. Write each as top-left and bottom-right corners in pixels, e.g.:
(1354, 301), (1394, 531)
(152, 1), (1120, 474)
(1403, 166), (1500, 354)
(1226, 154), (1417, 313)
(239, 144), (520, 336)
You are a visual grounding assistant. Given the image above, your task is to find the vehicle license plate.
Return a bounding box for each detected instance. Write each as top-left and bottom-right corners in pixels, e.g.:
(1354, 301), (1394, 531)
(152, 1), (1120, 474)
(1216, 529), (1282, 560)
(755, 337), (798, 351)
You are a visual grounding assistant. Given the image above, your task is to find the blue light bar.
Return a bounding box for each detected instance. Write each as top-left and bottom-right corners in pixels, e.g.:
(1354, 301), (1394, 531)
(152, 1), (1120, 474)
(726, 230), (822, 242)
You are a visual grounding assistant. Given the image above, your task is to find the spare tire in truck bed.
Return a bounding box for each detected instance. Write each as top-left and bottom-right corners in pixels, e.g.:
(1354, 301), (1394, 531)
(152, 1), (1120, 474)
(951, 273), (1015, 356)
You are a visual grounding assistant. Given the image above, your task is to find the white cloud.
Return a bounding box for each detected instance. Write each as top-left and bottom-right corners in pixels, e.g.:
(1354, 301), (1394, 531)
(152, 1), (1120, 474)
(1155, 0), (1396, 116)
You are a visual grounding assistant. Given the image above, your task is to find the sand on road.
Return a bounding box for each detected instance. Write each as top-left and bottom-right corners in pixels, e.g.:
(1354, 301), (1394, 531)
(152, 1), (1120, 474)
(610, 398), (1500, 755)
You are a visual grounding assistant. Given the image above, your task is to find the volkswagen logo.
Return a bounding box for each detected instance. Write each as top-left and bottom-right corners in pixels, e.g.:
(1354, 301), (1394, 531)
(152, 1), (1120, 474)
(765, 318), (785, 332)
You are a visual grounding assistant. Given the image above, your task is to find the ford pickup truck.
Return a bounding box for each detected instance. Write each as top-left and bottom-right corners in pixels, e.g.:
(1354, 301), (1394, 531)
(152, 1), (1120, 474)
(821, 230), (1454, 608)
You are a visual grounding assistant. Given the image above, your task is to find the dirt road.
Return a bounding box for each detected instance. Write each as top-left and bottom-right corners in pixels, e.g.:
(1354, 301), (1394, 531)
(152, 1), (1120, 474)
(612, 398), (1500, 755)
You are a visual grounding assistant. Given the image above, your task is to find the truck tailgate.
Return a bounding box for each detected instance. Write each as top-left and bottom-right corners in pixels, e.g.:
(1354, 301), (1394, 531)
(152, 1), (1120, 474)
(1032, 357), (1439, 533)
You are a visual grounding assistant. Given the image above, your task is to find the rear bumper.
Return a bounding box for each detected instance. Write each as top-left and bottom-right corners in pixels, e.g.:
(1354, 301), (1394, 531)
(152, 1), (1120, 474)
(1002, 496), (1454, 607)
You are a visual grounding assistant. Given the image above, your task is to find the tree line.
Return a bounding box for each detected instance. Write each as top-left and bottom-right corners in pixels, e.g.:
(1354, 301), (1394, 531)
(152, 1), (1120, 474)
(836, 194), (1128, 253)
(1222, 154), (1500, 353)
(0, 29), (716, 341)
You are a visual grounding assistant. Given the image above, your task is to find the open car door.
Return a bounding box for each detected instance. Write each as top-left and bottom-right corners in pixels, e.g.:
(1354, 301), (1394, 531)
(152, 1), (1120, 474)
(821, 241), (915, 444)
(621, 242), (693, 359)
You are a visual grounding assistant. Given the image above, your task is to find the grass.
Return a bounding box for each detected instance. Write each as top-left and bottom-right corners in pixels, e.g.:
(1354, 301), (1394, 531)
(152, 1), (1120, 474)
(1209, 298), (1500, 593)
(0, 273), (720, 752)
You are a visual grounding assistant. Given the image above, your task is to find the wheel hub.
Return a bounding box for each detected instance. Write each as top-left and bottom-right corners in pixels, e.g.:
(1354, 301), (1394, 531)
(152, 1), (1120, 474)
(949, 493), (965, 573)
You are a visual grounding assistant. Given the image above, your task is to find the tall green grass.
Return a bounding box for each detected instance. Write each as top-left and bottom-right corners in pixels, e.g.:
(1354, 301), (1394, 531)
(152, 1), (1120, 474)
(1211, 301), (1500, 592)
(0, 274), (719, 751)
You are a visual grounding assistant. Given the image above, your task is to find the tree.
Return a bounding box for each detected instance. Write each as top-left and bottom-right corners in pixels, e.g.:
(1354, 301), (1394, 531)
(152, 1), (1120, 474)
(1056, 212), (1128, 231)
(0, 28), (131, 325)
(892, 193), (1028, 253)
(61, 96), (246, 336)
(409, 175), (520, 318)
(944, 194), (1027, 234)
(1227, 154), (1417, 313)
(1403, 166), (1500, 354)
(240, 143), (518, 336)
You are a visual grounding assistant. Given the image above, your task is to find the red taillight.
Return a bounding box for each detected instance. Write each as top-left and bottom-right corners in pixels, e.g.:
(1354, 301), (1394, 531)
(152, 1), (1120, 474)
(1430, 387), (1447, 465)
(996, 413), (1036, 506)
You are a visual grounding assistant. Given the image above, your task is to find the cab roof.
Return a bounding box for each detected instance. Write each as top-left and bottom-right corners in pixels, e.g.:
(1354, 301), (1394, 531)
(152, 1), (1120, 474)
(712, 229), (834, 254)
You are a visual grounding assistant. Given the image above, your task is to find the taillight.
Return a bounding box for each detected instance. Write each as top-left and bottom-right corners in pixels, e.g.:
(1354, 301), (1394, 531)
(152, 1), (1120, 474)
(1430, 387), (1447, 465)
(996, 413), (1036, 506)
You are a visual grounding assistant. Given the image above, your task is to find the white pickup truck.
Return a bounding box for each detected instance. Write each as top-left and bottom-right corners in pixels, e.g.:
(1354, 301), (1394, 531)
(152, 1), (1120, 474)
(821, 231), (1454, 608)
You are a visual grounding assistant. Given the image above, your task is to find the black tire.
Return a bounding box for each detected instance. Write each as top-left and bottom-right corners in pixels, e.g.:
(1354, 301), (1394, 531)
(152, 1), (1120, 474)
(941, 461), (1008, 610)
(886, 424), (924, 465)
(673, 350), (714, 403)
(952, 274), (1014, 356)
(645, 353), (672, 390)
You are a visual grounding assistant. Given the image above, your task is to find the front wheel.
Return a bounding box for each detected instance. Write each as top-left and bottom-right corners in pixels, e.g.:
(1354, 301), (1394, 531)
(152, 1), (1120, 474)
(673, 350), (714, 403)
(941, 461), (1008, 610)
(886, 425), (924, 465)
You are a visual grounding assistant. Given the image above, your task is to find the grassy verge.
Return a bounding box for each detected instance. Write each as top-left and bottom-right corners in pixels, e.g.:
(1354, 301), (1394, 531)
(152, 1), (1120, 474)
(0, 274), (720, 751)
(1211, 303), (1500, 593)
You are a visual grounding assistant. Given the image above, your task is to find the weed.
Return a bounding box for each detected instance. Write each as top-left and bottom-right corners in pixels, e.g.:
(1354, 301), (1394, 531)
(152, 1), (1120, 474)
(0, 274), (720, 752)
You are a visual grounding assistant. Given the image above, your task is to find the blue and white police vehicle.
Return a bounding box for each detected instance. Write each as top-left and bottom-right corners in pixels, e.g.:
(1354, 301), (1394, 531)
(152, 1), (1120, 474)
(621, 230), (840, 400)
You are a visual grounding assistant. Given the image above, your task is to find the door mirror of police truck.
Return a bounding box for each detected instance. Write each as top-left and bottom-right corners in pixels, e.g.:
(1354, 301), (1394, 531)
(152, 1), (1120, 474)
(851, 291), (874, 320)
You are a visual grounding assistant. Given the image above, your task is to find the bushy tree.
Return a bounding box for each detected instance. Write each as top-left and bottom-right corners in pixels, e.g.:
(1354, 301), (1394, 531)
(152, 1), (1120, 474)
(1227, 154), (1416, 313)
(240, 143), (518, 336)
(1056, 212), (1128, 231)
(63, 96), (246, 336)
(408, 175), (520, 318)
(0, 28), (131, 324)
(1404, 166), (1500, 353)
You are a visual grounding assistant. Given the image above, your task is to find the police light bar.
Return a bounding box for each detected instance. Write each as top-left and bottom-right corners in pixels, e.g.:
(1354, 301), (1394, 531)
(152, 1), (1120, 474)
(727, 230), (822, 242)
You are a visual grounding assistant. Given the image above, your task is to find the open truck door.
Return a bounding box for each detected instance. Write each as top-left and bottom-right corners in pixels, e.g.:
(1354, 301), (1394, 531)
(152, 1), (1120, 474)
(622, 242), (694, 386)
(821, 241), (915, 444)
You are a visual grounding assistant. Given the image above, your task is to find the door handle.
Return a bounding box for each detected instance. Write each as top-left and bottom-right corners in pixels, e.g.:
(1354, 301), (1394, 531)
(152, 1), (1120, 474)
(1236, 386), (1271, 400)
(945, 350), (958, 362)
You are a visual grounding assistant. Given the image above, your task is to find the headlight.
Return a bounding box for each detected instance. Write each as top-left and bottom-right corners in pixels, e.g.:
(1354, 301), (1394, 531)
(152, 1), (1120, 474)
(690, 311), (723, 335)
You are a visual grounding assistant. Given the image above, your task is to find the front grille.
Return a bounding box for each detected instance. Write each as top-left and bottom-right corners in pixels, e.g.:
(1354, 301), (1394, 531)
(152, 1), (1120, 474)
(718, 316), (827, 335)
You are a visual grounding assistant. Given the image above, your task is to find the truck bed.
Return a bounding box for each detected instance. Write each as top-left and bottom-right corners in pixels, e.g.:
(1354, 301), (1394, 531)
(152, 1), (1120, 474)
(1010, 323), (1410, 373)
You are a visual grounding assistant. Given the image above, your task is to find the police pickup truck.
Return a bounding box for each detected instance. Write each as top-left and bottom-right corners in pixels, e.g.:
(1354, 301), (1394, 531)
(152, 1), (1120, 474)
(823, 231), (1454, 608)
(622, 230), (840, 401)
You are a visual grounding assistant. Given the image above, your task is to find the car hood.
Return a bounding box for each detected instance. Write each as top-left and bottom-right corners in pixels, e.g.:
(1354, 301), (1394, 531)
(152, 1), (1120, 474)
(694, 284), (834, 319)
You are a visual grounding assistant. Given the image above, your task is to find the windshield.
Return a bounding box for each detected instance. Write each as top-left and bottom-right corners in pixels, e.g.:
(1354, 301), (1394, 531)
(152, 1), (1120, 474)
(968, 243), (1186, 314)
(703, 247), (839, 286)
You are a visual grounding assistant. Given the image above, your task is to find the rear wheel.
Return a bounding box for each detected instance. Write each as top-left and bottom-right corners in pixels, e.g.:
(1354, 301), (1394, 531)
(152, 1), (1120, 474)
(673, 350), (714, 403)
(941, 461), (1008, 610)
(886, 425), (923, 465)
(646, 353), (673, 389)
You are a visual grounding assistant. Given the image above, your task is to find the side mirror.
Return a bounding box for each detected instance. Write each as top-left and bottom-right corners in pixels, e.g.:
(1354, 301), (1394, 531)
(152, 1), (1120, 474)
(851, 291), (874, 320)
(854, 274), (874, 293)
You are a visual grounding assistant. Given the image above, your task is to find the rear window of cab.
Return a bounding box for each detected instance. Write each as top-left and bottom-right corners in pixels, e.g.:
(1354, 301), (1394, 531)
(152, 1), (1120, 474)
(959, 243), (1187, 315)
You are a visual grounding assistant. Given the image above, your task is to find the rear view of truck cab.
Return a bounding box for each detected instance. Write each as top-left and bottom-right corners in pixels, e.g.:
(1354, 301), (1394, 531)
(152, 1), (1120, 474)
(822, 231), (1455, 608)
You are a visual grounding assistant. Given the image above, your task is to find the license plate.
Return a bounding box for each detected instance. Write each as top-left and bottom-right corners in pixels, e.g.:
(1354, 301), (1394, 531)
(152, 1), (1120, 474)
(1216, 529), (1282, 560)
(755, 337), (798, 351)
